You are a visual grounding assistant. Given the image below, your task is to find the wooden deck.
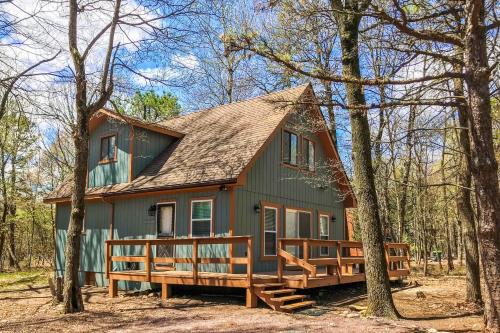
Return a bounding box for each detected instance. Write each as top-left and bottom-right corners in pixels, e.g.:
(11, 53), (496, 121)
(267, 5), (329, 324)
(105, 236), (411, 310)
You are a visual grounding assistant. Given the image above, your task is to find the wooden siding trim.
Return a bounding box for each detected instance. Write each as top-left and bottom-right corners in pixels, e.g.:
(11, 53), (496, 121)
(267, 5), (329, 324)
(128, 125), (135, 182)
(188, 196), (216, 238)
(282, 206), (314, 239)
(259, 201), (281, 261)
(156, 200), (177, 238)
(228, 188), (235, 273)
(99, 133), (118, 164)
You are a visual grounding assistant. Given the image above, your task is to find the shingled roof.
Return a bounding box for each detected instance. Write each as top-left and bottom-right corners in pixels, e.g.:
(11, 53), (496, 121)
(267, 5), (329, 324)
(45, 84), (315, 201)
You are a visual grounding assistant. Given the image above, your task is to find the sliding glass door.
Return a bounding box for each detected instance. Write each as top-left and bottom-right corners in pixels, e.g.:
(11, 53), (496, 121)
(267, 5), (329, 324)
(285, 208), (311, 258)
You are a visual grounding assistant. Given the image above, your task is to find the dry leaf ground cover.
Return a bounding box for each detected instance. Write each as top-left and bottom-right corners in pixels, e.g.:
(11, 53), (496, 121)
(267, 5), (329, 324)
(0, 264), (483, 332)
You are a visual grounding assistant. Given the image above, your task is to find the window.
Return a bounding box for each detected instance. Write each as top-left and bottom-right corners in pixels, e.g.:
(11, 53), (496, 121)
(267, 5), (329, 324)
(303, 138), (315, 171)
(100, 135), (116, 162)
(319, 214), (329, 256)
(282, 130), (298, 165)
(263, 206), (278, 256)
(190, 199), (213, 237)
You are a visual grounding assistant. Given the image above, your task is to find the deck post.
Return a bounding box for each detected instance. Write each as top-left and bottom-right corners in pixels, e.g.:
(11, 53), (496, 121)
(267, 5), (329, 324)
(277, 240), (283, 282)
(105, 242), (111, 279)
(246, 288), (257, 308)
(247, 237), (253, 287)
(145, 241), (151, 281)
(161, 283), (172, 300)
(336, 242), (343, 282)
(109, 279), (118, 298)
(193, 239), (198, 284)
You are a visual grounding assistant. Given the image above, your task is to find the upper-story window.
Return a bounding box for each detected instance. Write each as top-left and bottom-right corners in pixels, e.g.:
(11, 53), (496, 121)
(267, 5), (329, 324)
(100, 134), (117, 163)
(282, 130), (298, 165)
(303, 138), (315, 171)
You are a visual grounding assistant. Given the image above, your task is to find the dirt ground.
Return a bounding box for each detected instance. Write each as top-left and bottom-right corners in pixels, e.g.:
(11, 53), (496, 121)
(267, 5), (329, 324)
(0, 267), (484, 333)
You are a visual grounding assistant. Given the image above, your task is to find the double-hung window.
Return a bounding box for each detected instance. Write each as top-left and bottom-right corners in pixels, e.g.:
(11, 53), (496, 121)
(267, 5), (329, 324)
(319, 214), (329, 256)
(303, 138), (315, 171)
(191, 199), (213, 237)
(263, 206), (278, 256)
(100, 135), (117, 162)
(282, 130), (298, 165)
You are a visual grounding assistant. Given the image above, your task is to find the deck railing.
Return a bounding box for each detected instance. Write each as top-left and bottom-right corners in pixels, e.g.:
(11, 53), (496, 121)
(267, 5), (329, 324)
(105, 236), (253, 286)
(277, 239), (410, 287)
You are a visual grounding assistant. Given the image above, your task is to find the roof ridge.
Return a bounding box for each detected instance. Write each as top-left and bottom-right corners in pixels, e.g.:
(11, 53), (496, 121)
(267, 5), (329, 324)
(161, 83), (310, 124)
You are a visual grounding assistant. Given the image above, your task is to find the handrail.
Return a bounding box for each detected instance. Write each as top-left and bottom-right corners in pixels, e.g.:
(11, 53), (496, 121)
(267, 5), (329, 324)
(106, 236), (253, 287)
(277, 239), (410, 285)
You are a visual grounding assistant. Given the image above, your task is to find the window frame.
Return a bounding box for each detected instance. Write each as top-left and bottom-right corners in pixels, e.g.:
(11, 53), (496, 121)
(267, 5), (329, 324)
(260, 201), (281, 260)
(156, 201), (176, 238)
(302, 137), (316, 172)
(281, 128), (300, 167)
(99, 134), (118, 164)
(318, 212), (330, 256)
(189, 198), (214, 238)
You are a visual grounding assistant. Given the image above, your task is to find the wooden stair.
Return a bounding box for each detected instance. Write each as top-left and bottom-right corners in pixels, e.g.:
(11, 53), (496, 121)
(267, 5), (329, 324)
(253, 283), (315, 313)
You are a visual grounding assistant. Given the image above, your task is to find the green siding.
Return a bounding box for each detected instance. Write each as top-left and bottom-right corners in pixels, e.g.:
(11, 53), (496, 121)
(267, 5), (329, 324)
(235, 125), (346, 273)
(133, 127), (175, 177)
(88, 120), (130, 187)
(55, 190), (230, 290)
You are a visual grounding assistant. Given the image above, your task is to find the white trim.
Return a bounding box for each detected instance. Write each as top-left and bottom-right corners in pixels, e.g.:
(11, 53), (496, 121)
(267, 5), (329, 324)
(263, 206), (278, 256)
(190, 199), (213, 237)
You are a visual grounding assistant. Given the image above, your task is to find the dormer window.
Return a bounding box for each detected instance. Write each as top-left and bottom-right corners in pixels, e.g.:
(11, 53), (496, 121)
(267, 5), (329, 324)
(100, 134), (117, 163)
(282, 130), (298, 165)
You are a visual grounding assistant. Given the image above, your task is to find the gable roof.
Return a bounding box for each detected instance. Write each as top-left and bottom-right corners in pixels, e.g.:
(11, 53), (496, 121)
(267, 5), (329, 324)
(45, 84), (354, 206)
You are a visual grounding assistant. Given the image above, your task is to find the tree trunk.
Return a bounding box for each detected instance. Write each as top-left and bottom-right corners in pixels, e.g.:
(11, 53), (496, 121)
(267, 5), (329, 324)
(440, 128), (454, 273)
(338, 14), (398, 318)
(323, 81), (337, 148)
(463, 0), (500, 329)
(62, 105), (88, 313)
(453, 66), (482, 305)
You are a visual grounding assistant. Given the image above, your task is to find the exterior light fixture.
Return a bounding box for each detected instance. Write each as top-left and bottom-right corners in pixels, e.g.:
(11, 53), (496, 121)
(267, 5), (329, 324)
(254, 204), (261, 214)
(331, 216), (336, 223)
(219, 185), (228, 191)
(148, 204), (156, 217)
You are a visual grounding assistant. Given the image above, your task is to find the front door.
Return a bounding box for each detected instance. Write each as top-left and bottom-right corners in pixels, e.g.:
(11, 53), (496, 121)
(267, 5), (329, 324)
(285, 209), (311, 258)
(156, 203), (175, 269)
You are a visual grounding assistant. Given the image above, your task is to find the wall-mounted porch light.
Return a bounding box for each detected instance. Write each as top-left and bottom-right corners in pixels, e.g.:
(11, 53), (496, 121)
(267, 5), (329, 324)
(331, 216), (337, 223)
(148, 204), (156, 217)
(254, 204), (261, 214)
(219, 184), (228, 191)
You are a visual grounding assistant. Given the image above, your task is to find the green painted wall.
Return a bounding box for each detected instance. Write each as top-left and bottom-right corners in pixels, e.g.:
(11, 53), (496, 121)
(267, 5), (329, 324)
(88, 120), (131, 188)
(235, 123), (346, 273)
(133, 127), (175, 177)
(55, 190), (230, 290)
(88, 119), (175, 188)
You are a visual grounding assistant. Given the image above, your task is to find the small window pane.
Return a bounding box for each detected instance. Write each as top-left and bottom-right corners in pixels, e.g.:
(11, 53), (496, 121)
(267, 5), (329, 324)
(192, 201), (211, 219)
(283, 131), (290, 163)
(108, 136), (116, 159)
(290, 133), (297, 164)
(264, 232), (277, 256)
(308, 141), (314, 171)
(320, 216), (328, 236)
(101, 137), (109, 160)
(264, 208), (276, 231)
(192, 220), (211, 237)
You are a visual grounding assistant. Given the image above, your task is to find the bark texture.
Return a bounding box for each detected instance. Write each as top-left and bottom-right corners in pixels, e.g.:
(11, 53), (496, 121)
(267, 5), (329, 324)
(463, 0), (500, 330)
(332, 0), (399, 318)
(453, 67), (482, 305)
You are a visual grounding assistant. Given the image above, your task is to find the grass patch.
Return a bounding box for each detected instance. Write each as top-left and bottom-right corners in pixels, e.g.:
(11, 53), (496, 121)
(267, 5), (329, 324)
(0, 268), (50, 291)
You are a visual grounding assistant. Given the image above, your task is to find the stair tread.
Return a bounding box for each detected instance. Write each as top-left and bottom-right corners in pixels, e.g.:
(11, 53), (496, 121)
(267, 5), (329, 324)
(261, 289), (296, 295)
(280, 300), (316, 310)
(253, 283), (286, 288)
(270, 294), (306, 302)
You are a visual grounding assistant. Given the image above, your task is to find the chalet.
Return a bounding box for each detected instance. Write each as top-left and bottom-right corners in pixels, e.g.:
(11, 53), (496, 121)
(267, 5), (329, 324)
(45, 84), (410, 312)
